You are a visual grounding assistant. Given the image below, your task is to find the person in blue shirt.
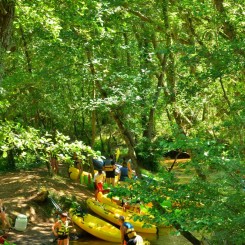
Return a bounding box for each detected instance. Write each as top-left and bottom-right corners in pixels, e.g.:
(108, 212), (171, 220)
(119, 215), (135, 245)
(119, 215), (143, 245)
(119, 159), (129, 182)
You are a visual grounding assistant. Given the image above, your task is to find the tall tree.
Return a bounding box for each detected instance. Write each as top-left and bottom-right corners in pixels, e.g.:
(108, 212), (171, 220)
(0, 0), (15, 82)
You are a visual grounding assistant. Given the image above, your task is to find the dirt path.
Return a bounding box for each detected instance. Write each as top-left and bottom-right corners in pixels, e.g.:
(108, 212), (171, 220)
(0, 166), (94, 245)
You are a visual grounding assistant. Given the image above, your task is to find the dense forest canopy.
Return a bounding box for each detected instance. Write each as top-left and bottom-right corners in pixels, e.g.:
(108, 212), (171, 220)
(0, 0), (244, 244)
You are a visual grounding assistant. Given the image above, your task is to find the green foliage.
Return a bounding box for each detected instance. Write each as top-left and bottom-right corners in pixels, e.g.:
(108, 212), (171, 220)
(111, 138), (245, 244)
(4, 241), (16, 245)
(0, 121), (100, 171)
(136, 137), (164, 172)
(0, 0), (244, 243)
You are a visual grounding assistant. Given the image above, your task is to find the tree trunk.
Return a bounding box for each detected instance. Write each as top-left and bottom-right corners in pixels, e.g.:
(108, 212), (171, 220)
(219, 77), (231, 110)
(0, 0), (15, 49)
(91, 81), (96, 148)
(134, 26), (159, 141)
(161, 0), (187, 135)
(123, 31), (131, 67)
(19, 25), (32, 73)
(7, 149), (15, 169)
(86, 47), (143, 176)
(0, 0), (15, 82)
(110, 110), (142, 177)
(213, 0), (236, 40)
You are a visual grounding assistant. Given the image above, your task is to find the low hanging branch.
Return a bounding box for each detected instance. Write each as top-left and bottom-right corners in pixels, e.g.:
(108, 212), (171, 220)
(152, 200), (202, 245)
(168, 150), (182, 172)
(219, 77), (231, 110)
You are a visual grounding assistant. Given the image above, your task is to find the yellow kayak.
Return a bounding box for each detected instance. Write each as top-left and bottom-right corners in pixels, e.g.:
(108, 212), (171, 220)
(97, 191), (120, 207)
(69, 208), (121, 242)
(68, 167), (80, 180)
(97, 192), (153, 214)
(86, 199), (157, 234)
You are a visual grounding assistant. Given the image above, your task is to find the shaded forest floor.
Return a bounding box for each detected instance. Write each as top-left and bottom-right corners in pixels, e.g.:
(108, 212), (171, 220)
(0, 165), (94, 245)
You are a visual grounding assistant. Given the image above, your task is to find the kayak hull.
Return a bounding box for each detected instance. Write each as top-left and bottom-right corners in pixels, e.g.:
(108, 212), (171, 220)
(86, 199), (157, 234)
(69, 209), (121, 242)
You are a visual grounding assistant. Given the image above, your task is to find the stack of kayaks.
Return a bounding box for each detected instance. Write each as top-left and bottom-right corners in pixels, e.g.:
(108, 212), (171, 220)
(80, 171), (94, 189)
(86, 198), (157, 234)
(68, 168), (95, 189)
(69, 168), (119, 188)
(69, 208), (121, 243)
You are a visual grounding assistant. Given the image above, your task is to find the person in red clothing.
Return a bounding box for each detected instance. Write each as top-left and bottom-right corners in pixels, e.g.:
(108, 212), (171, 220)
(94, 169), (105, 200)
(0, 199), (11, 230)
(50, 154), (59, 175)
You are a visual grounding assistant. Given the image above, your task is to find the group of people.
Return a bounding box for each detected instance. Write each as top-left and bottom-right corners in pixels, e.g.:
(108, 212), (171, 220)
(92, 156), (144, 245)
(51, 213), (144, 245)
(51, 152), (144, 245)
(50, 149), (133, 185)
(94, 155), (133, 200)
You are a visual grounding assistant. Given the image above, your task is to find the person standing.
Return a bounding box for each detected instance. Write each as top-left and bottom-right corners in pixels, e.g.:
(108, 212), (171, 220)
(94, 169), (106, 200)
(0, 199), (11, 230)
(119, 216), (140, 245)
(103, 155), (116, 186)
(50, 153), (59, 175)
(73, 153), (82, 182)
(119, 159), (129, 182)
(52, 212), (70, 245)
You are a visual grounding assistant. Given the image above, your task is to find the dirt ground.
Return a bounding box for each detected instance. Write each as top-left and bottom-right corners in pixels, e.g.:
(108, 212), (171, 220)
(0, 165), (94, 245)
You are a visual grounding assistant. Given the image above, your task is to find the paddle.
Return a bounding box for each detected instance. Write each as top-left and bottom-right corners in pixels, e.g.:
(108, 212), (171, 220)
(49, 196), (62, 213)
